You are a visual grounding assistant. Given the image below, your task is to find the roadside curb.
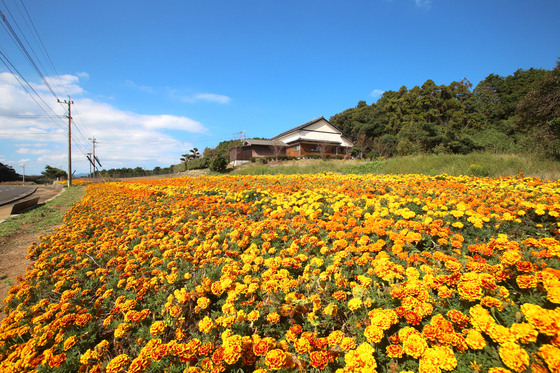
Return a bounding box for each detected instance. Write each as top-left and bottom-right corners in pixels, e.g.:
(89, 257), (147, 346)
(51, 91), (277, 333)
(0, 187), (37, 207)
(0, 187), (65, 225)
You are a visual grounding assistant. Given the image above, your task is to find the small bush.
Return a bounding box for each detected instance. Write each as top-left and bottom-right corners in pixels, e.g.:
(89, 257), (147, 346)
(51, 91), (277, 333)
(468, 163), (489, 177)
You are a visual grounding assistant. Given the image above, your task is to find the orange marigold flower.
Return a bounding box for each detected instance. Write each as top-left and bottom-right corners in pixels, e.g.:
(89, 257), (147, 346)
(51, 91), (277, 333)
(63, 335), (77, 351)
(386, 344), (404, 358)
(310, 350), (330, 369)
(516, 275), (538, 289)
(327, 330), (344, 347)
(265, 349), (287, 370)
(489, 324), (515, 344)
(106, 354), (131, 373)
(149, 320), (166, 336)
(488, 368), (512, 373)
(75, 313), (92, 326)
(333, 290), (347, 301)
(481, 296), (504, 311)
(254, 338), (274, 356)
(48, 353), (66, 369)
(267, 312), (280, 324)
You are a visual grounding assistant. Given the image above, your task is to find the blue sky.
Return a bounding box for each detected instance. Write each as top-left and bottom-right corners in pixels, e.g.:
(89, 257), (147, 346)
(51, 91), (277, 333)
(1, 0), (558, 176)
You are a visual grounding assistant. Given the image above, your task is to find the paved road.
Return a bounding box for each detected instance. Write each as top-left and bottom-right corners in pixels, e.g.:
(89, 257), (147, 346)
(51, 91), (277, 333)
(0, 186), (36, 206)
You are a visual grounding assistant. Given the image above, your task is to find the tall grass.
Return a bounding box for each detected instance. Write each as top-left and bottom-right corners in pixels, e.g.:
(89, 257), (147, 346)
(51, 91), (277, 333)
(231, 160), (354, 175)
(364, 153), (560, 180)
(229, 153), (560, 180)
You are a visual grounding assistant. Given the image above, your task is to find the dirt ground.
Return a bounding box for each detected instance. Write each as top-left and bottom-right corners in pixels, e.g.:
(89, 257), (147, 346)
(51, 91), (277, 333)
(0, 191), (76, 322)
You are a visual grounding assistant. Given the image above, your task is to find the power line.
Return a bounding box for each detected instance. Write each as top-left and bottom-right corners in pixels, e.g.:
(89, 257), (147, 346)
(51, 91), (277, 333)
(17, 0), (69, 97)
(1, 2), (62, 102)
(0, 50), (67, 130)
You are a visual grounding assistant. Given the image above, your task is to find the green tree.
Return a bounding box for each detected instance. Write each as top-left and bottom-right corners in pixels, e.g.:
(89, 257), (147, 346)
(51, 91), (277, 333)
(0, 162), (19, 182)
(41, 165), (67, 179)
(517, 60), (560, 155)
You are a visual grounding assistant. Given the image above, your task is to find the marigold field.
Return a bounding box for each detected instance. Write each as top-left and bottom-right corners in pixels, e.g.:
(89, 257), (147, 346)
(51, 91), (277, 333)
(1, 174), (560, 373)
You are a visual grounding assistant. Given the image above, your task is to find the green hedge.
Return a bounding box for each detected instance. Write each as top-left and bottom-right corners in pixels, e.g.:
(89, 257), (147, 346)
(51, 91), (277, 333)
(186, 157), (209, 170)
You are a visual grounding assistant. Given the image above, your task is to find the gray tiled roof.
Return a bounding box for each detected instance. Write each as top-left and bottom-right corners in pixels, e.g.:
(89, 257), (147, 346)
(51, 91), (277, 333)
(271, 116), (350, 140)
(243, 139), (275, 146)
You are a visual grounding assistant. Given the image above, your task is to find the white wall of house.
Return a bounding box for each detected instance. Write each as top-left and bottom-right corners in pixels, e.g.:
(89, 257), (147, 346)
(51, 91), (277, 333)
(277, 118), (353, 147)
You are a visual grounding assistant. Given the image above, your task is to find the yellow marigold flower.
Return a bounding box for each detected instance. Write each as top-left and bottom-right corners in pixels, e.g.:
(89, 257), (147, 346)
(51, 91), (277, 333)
(343, 343), (377, 371)
(488, 324), (515, 345)
(500, 250), (522, 266)
(364, 325), (384, 344)
(520, 303), (557, 336)
(403, 333), (428, 359)
(488, 368), (512, 373)
(470, 305), (495, 333)
(348, 297), (362, 311)
(458, 281), (483, 302)
(197, 297), (211, 309)
(294, 337), (312, 354)
(223, 334), (243, 365)
(510, 323), (538, 344)
(115, 323), (132, 338)
(499, 342), (529, 372)
(267, 312), (280, 324)
(265, 349), (287, 370)
(539, 344), (560, 372)
(465, 329), (486, 350)
(198, 316), (214, 334)
(247, 310), (260, 322)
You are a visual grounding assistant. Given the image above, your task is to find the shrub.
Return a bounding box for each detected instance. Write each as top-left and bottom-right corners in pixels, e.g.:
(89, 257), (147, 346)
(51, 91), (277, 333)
(209, 155), (228, 172)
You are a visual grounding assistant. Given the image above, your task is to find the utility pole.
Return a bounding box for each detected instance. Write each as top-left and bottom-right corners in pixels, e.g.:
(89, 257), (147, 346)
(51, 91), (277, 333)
(58, 96), (73, 187)
(88, 136), (98, 178)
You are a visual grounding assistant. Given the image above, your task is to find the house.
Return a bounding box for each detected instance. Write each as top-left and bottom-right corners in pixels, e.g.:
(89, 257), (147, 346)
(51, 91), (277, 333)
(230, 116), (354, 164)
(271, 116), (353, 157)
(230, 139), (286, 164)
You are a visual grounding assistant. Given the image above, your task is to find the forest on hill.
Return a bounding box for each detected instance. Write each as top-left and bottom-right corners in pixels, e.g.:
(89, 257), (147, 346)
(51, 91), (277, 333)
(329, 60), (560, 159)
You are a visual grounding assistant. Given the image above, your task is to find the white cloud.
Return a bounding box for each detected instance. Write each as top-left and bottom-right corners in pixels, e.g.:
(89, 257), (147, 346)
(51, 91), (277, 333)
(370, 89), (385, 98)
(192, 93), (232, 104)
(16, 148), (50, 155)
(0, 73), (209, 174)
(415, 0), (431, 8)
(124, 80), (155, 93)
(76, 72), (89, 80)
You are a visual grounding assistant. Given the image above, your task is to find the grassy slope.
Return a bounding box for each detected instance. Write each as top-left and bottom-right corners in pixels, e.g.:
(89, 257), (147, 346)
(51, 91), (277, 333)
(230, 153), (560, 180)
